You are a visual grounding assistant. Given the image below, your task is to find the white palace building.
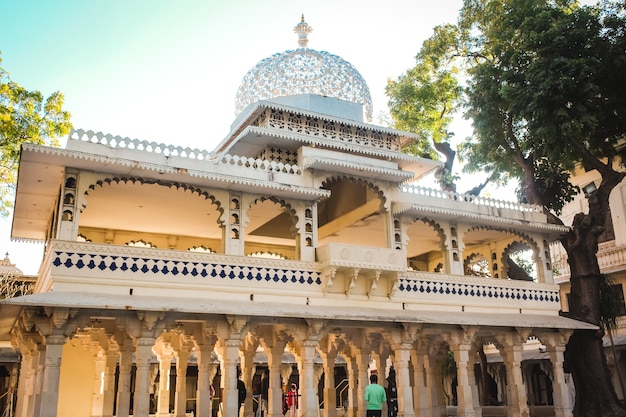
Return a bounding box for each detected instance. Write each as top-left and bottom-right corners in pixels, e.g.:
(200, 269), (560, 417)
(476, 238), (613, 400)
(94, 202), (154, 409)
(0, 17), (594, 417)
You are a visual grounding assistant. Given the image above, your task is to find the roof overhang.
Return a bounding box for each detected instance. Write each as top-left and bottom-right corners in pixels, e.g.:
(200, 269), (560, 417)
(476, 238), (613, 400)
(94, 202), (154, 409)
(0, 292), (596, 331)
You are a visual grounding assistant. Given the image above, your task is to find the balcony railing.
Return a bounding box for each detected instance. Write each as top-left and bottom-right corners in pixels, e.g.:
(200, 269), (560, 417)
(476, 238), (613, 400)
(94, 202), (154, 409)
(552, 241), (626, 282)
(38, 240), (561, 315)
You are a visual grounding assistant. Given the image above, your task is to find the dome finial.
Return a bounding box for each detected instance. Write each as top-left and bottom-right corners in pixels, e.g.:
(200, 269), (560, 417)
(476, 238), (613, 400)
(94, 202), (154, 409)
(294, 15), (313, 48)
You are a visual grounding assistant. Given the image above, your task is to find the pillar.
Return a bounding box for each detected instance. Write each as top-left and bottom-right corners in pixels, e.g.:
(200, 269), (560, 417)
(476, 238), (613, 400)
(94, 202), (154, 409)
(156, 352), (172, 417)
(410, 351), (431, 417)
(299, 341), (319, 417)
(174, 348), (191, 417)
(38, 335), (66, 417)
(116, 347), (133, 417)
(266, 344), (285, 417)
(547, 345), (573, 417)
(134, 337), (155, 417)
(502, 344), (529, 417)
(346, 357), (358, 417)
(393, 345), (415, 417)
(15, 344), (38, 417)
(320, 350), (338, 417)
(355, 349), (370, 417)
(222, 340), (242, 417)
(196, 344), (217, 417)
(241, 351), (256, 417)
(451, 344), (476, 417)
(91, 348), (118, 417)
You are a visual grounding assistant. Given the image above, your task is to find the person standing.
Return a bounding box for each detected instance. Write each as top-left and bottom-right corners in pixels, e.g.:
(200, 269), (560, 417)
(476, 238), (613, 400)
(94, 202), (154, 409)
(238, 371), (247, 417)
(364, 374), (387, 417)
(285, 383), (299, 417)
(385, 368), (398, 417)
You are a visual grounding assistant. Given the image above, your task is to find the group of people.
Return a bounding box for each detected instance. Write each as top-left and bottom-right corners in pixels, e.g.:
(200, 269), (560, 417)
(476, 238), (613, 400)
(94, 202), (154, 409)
(365, 367), (398, 417)
(234, 367), (396, 417)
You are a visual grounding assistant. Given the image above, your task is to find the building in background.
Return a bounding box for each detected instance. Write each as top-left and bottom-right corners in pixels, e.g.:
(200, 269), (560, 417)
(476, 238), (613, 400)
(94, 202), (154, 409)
(552, 161), (626, 404)
(0, 17), (593, 417)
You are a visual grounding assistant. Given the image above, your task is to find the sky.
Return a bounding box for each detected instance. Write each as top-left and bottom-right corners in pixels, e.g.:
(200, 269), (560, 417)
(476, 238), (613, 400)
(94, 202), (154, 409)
(0, 0), (479, 274)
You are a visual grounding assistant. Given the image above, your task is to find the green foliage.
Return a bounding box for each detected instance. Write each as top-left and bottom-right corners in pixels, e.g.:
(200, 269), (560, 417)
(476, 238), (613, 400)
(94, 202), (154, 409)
(460, 0), (626, 211)
(389, 0), (626, 211)
(0, 53), (72, 217)
(386, 24), (464, 159)
(441, 350), (457, 377)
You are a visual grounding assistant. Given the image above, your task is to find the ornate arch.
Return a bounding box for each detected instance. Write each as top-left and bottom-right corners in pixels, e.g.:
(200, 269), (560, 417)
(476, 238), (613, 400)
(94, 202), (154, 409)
(244, 195), (299, 236)
(408, 217), (447, 249)
(82, 175), (225, 226)
(320, 175), (388, 211)
(463, 225), (540, 255)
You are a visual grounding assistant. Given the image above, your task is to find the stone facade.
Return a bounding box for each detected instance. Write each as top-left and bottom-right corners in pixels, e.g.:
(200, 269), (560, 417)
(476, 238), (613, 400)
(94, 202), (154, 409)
(0, 17), (595, 417)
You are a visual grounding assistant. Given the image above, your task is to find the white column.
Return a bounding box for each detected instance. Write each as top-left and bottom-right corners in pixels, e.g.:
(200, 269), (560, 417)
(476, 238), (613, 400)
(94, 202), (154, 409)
(410, 351), (431, 417)
(92, 349), (117, 417)
(116, 347), (133, 417)
(39, 335), (66, 417)
(222, 340), (242, 417)
(102, 350), (118, 417)
(502, 345), (529, 417)
(15, 345), (37, 417)
(266, 345), (285, 417)
(134, 337), (155, 417)
(174, 348), (190, 417)
(299, 341), (318, 417)
(241, 351), (256, 417)
(355, 349), (370, 417)
(156, 352), (172, 417)
(320, 350), (338, 417)
(451, 344), (476, 417)
(346, 357), (358, 417)
(393, 345), (415, 417)
(548, 345), (573, 417)
(196, 344), (216, 417)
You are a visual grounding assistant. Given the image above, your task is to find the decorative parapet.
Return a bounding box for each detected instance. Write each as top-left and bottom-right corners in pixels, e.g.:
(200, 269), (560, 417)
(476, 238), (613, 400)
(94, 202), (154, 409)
(316, 243), (406, 271)
(68, 129), (303, 176)
(39, 240), (560, 314)
(255, 108), (402, 151)
(69, 129), (212, 161)
(398, 271), (561, 311)
(400, 184), (543, 213)
(216, 154), (302, 174)
(552, 241), (626, 282)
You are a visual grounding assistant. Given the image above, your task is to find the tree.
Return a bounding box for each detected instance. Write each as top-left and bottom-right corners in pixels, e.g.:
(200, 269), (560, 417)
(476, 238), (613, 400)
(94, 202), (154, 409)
(0, 53), (72, 217)
(387, 1), (626, 415)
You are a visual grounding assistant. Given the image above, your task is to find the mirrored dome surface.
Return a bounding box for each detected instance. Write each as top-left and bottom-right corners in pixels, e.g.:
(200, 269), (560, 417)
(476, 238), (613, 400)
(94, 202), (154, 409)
(234, 17), (373, 122)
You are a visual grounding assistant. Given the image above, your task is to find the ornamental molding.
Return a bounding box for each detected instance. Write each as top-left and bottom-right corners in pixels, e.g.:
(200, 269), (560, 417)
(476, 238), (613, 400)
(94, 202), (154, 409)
(234, 125), (420, 163)
(236, 100), (419, 144)
(395, 203), (570, 234)
(23, 143), (329, 199)
(303, 156), (414, 181)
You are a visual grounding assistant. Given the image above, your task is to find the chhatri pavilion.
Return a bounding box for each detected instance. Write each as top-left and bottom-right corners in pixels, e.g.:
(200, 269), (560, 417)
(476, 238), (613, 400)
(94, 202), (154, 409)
(0, 17), (593, 417)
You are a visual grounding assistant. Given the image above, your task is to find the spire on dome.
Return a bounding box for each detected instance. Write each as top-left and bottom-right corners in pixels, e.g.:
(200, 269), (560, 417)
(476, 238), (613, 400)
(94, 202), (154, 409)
(294, 15), (313, 48)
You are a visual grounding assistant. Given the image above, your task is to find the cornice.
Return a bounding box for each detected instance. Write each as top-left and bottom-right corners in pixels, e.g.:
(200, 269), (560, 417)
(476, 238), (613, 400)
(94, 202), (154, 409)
(394, 204), (570, 234)
(22, 144), (329, 199)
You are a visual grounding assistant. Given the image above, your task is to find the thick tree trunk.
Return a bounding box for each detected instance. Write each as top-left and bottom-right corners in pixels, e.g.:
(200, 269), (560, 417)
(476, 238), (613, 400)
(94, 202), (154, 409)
(562, 174), (626, 417)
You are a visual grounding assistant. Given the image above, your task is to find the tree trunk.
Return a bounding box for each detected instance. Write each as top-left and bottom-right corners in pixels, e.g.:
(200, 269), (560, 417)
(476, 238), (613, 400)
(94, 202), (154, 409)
(562, 176), (626, 416)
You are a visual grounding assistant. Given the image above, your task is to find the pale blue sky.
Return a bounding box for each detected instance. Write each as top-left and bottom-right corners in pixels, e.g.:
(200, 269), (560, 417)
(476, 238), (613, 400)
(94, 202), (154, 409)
(1, 0), (472, 273)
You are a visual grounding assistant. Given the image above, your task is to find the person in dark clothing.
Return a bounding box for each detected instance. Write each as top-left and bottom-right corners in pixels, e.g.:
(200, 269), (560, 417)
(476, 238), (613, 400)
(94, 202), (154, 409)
(386, 367), (398, 417)
(238, 371), (247, 416)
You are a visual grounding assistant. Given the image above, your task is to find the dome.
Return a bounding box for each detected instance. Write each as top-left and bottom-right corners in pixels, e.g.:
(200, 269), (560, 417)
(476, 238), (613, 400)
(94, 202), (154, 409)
(234, 17), (373, 122)
(0, 253), (23, 276)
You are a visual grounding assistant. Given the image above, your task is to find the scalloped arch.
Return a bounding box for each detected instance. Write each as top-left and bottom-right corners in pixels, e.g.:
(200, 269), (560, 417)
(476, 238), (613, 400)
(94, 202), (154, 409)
(320, 175), (388, 211)
(245, 196), (299, 236)
(408, 217), (447, 250)
(463, 225), (540, 254)
(83, 176), (225, 227)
